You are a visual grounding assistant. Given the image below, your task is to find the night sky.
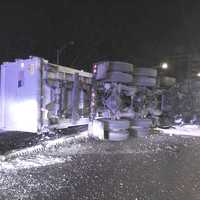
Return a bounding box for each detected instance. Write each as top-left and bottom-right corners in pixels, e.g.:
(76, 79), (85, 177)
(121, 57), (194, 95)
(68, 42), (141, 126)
(0, 1), (199, 71)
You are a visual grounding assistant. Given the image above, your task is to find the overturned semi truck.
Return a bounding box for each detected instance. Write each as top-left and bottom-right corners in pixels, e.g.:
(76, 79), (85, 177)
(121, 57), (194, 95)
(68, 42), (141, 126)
(0, 57), (177, 140)
(0, 57), (92, 133)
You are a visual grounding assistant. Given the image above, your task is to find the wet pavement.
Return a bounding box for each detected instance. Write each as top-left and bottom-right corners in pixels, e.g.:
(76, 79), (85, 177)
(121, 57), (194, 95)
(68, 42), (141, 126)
(0, 134), (200, 199)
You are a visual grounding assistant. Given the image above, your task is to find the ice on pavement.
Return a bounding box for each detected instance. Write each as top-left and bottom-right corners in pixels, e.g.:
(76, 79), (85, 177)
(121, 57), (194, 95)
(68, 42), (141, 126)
(0, 155), (67, 171)
(157, 125), (200, 136)
(0, 133), (165, 172)
(0, 131), (89, 171)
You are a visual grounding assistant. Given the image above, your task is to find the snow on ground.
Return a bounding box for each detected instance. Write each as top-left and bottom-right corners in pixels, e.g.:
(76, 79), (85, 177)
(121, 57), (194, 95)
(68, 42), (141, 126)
(0, 131), (89, 171)
(157, 125), (200, 137)
(0, 155), (67, 171)
(0, 133), (164, 172)
(0, 126), (198, 173)
(0, 135), (200, 200)
(1, 133), (200, 199)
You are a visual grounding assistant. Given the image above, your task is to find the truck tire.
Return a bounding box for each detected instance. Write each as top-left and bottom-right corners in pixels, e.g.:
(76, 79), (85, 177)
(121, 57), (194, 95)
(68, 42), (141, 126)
(108, 130), (129, 141)
(96, 61), (133, 72)
(105, 72), (133, 83)
(160, 76), (176, 88)
(132, 119), (152, 137)
(133, 76), (157, 87)
(132, 118), (152, 129)
(133, 67), (157, 77)
(103, 119), (130, 130)
(95, 61), (133, 80)
(108, 61), (134, 73)
(136, 129), (149, 137)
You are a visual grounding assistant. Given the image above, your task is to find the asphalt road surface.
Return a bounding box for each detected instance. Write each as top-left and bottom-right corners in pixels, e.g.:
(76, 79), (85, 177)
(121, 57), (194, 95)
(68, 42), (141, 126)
(0, 134), (200, 200)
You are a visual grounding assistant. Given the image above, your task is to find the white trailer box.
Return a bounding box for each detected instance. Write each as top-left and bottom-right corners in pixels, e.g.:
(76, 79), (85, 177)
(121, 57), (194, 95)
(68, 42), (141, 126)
(0, 57), (92, 133)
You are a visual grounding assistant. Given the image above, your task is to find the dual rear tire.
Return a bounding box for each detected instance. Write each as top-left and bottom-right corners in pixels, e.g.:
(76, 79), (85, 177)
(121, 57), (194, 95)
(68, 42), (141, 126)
(103, 119), (130, 141)
(133, 68), (157, 87)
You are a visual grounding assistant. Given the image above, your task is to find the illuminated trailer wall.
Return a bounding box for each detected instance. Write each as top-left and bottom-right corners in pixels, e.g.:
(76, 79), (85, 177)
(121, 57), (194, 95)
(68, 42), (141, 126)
(0, 57), (92, 133)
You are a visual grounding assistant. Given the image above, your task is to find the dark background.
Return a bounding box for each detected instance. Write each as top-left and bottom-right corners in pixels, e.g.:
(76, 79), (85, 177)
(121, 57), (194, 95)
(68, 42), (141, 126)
(0, 0), (199, 72)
